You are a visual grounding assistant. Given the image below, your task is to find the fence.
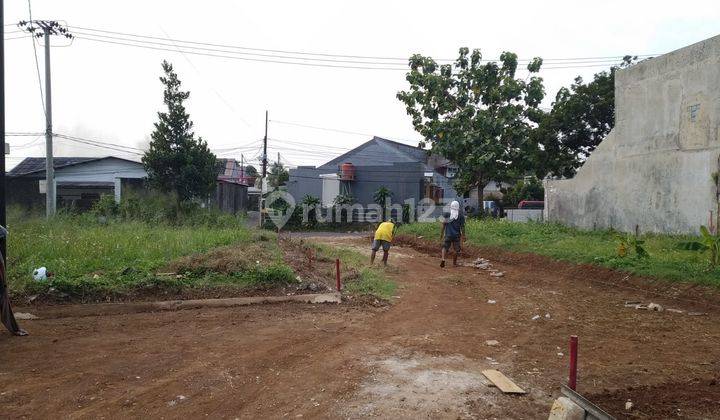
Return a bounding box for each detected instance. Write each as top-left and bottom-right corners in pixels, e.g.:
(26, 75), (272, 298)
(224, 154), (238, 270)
(505, 208), (544, 222)
(215, 181), (249, 214)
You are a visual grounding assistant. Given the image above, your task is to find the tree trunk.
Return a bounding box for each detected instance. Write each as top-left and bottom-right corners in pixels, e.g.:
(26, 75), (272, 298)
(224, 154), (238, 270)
(476, 173), (485, 215)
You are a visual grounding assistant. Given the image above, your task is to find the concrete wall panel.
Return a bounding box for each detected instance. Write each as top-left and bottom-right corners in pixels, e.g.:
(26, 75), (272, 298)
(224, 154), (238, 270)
(547, 34), (720, 234)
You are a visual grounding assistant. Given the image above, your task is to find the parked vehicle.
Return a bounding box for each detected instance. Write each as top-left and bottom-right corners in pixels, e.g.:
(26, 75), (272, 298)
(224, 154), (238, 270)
(518, 200), (544, 209)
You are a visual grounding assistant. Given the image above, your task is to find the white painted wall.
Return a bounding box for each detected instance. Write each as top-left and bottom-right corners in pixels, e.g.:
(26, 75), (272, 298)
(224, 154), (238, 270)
(54, 157), (146, 185)
(506, 209), (544, 222)
(50, 157), (146, 203)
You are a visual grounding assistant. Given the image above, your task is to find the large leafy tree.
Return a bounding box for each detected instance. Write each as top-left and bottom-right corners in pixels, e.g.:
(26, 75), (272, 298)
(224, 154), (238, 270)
(143, 61), (217, 203)
(397, 48), (545, 198)
(528, 56), (637, 178)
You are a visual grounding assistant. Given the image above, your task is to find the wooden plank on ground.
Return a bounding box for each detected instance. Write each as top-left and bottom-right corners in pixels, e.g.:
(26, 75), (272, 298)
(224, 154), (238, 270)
(482, 369), (527, 394)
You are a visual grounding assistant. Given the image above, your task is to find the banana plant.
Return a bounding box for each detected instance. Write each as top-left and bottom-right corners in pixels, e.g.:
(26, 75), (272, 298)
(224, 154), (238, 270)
(677, 226), (720, 266)
(616, 234), (649, 258)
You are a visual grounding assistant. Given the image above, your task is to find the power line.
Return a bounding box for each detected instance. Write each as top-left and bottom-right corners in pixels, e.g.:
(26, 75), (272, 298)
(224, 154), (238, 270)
(3, 35), (32, 41)
(54, 134), (144, 155)
(71, 30), (415, 67)
(52, 132), (262, 158)
(72, 32), (641, 71)
(54, 133), (144, 151)
(10, 135), (43, 149)
(211, 139), (263, 152)
(26, 0), (47, 118)
(5, 131), (45, 136)
(157, 26), (252, 128)
(68, 24), (657, 65)
(268, 120), (421, 144)
(73, 35), (410, 71)
(64, 26), (647, 72)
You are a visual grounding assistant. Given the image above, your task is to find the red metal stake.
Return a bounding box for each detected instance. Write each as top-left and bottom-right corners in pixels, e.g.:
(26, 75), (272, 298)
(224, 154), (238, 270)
(335, 258), (341, 292)
(569, 335), (578, 390)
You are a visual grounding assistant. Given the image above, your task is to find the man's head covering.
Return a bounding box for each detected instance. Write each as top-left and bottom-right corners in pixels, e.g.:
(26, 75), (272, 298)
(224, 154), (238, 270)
(449, 200), (460, 221)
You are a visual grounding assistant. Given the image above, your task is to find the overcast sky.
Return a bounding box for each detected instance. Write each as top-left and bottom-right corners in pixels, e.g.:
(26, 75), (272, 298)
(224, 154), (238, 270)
(3, 0), (719, 170)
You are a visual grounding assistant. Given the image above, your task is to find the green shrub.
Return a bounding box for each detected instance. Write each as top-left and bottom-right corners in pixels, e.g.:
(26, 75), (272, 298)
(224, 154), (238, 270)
(90, 194), (119, 218)
(85, 190), (246, 227)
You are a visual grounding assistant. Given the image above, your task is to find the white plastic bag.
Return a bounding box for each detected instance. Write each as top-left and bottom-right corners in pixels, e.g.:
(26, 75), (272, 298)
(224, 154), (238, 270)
(32, 267), (48, 281)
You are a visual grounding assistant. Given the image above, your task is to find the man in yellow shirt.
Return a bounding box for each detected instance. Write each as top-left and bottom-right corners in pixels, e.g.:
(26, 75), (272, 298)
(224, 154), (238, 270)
(370, 218), (396, 266)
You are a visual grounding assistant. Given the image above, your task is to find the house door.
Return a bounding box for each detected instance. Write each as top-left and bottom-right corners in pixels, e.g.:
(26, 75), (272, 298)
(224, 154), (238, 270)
(320, 174), (340, 207)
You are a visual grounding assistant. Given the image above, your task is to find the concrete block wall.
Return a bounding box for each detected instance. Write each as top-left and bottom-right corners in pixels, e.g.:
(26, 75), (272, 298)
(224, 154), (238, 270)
(546, 34), (720, 234)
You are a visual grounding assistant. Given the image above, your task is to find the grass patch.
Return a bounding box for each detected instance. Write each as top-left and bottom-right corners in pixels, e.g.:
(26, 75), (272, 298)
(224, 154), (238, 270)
(400, 219), (720, 286)
(5, 211), (294, 301)
(311, 243), (396, 299)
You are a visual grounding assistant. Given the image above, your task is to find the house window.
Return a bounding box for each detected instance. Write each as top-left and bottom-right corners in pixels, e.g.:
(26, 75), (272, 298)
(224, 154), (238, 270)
(446, 166), (458, 178)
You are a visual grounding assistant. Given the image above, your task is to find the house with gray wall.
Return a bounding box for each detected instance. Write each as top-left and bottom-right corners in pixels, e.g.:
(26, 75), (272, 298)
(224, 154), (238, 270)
(545, 34), (720, 234)
(288, 137), (464, 219)
(8, 156), (147, 210)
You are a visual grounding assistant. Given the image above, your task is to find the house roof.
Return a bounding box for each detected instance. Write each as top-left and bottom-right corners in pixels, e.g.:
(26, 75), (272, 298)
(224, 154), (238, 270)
(318, 136), (427, 169)
(216, 158), (256, 185)
(8, 156), (141, 177)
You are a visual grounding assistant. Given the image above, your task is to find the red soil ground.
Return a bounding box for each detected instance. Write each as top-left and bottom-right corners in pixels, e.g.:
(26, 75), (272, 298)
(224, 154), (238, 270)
(2, 234), (719, 418)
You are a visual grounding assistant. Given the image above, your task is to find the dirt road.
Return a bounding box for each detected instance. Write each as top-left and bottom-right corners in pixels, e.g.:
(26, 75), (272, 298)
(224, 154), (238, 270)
(2, 235), (720, 419)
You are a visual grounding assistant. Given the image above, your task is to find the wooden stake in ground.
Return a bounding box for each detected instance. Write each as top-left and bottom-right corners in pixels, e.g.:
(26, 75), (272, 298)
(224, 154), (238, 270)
(482, 369), (526, 394)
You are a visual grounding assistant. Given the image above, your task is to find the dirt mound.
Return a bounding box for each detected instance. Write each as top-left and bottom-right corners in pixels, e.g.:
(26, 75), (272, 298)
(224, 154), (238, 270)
(163, 242), (278, 275)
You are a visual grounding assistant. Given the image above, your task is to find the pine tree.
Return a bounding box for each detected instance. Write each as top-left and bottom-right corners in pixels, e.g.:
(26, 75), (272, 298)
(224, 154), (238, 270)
(142, 61), (217, 204)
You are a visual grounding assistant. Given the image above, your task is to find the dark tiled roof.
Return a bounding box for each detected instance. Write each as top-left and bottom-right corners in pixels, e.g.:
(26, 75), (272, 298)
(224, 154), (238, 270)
(319, 136), (427, 169)
(8, 157), (101, 177)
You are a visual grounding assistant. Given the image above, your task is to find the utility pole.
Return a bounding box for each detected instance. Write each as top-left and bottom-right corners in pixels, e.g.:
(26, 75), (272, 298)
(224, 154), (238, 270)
(240, 153), (244, 183)
(43, 26), (54, 217)
(1, 1), (6, 260)
(19, 20), (72, 218)
(262, 110), (268, 177)
(259, 111), (268, 227)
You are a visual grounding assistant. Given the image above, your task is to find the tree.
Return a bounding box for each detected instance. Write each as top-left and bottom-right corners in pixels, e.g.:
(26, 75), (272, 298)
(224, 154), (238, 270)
(143, 61), (217, 203)
(500, 177), (544, 208)
(268, 162), (289, 188)
(301, 195), (321, 227)
(373, 186), (393, 221)
(529, 56), (638, 178)
(244, 165), (258, 177)
(397, 48), (545, 198)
